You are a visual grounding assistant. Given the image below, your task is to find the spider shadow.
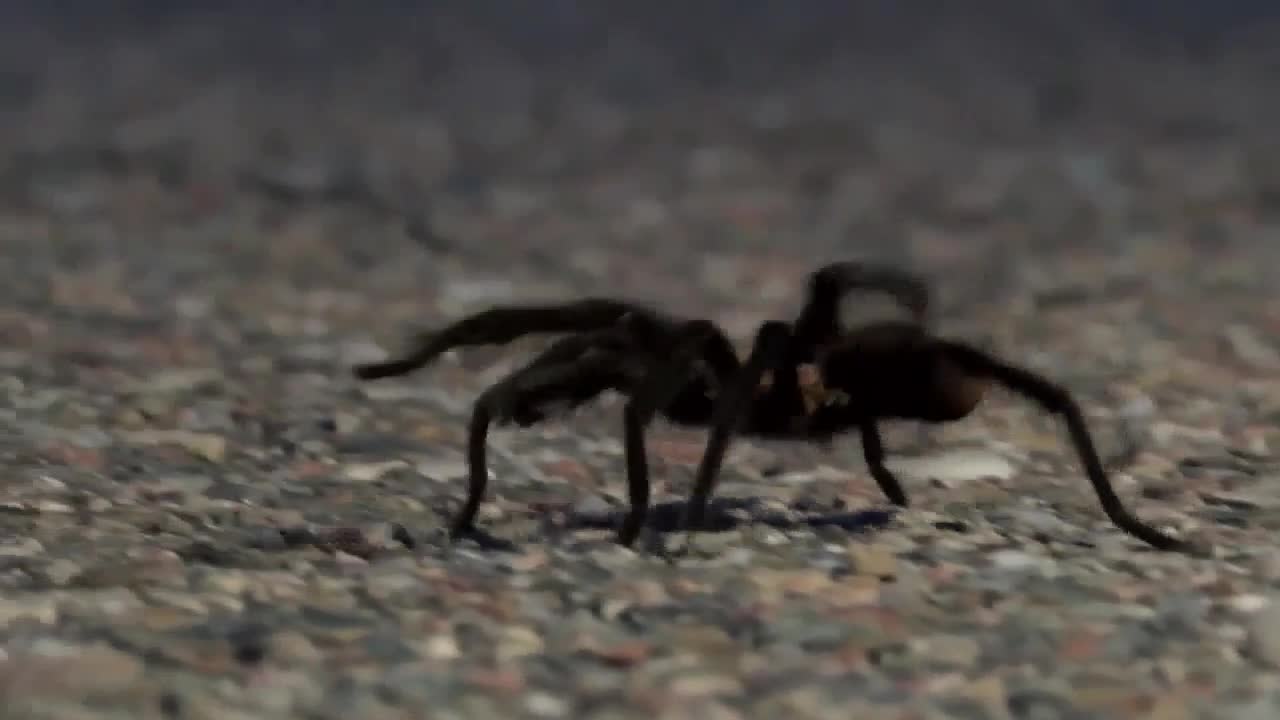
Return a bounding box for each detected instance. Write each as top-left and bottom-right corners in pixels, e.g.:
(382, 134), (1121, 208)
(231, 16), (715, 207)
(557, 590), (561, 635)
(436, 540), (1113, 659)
(444, 497), (902, 554)
(559, 495), (901, 540)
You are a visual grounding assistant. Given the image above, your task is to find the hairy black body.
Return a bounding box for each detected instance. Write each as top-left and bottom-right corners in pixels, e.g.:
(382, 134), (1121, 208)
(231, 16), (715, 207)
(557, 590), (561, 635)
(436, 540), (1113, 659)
(353, 262), (1190, 554)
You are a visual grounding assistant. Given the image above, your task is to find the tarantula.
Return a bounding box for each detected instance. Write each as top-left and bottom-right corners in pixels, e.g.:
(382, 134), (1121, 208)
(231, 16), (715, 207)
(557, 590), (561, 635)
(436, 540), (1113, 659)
(352, 262), (1191, 554)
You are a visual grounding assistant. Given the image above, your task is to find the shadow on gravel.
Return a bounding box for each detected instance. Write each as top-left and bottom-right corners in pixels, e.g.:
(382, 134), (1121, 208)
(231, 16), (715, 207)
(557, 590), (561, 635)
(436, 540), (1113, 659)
(216, 497), (910, 561)
(446, 496), (905, 555)
(562, 496), (902, 536)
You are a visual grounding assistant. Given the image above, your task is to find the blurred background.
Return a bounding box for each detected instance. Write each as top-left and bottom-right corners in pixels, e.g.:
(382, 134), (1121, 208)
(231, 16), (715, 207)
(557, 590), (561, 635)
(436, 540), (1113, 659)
(4, 8), (1280, 718)
(1, 1), (1278, 339)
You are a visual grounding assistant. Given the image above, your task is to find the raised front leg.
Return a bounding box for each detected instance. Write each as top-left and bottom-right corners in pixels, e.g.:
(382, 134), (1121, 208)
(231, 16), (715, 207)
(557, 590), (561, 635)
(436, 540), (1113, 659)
(353, 298), (663, 380)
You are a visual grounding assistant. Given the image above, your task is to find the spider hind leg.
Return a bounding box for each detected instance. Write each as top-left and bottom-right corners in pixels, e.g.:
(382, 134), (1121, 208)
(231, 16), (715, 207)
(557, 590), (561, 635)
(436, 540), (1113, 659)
(859, 421), (908, 506)
(939, 339), (1193, 553)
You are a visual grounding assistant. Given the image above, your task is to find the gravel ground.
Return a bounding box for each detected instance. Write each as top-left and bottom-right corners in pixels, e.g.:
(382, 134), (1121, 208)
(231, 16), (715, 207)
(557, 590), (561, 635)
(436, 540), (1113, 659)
(4, 7), (1280, 720)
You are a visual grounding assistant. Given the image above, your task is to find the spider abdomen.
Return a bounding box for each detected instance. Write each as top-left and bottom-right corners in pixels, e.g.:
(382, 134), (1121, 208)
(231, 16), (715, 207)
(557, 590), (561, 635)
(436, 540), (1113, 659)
(817, 323), (990, 424)
(929, 357), (990, 421)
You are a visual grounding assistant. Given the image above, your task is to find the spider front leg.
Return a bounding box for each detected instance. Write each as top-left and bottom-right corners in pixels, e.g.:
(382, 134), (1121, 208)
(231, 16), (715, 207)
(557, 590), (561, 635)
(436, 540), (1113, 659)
(353, 298), (660, 380)
(452, 341), (631, 541)
(617, 319), (739, 547)
(941, 340), (1198, 554)
(678, 321), (794, 551)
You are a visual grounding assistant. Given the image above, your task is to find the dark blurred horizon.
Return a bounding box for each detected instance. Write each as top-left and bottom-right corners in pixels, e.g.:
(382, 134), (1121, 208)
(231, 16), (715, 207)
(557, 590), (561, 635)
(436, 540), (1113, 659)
(3, 0), (1279, 285)
(7, 1), (1280, 129)
(8, 2), (1280, 68)
(10, 1), (1280, 36)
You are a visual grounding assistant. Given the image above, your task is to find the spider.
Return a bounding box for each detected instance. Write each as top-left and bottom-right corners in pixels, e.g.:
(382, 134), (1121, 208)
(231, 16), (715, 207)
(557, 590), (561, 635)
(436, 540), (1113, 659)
(352, 261), (1192, 554)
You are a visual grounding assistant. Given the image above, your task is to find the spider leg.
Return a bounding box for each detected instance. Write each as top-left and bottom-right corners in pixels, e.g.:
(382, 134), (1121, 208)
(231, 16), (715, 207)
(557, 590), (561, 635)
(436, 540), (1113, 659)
(792, 261), (931, 355)
(617, 319), (738, 547)
(353, 298), (664, 380)
(859, 421), (908, 506)
(940, 341), (1194, 553)
(681, 321), (794, 542)
(515, 326), (634, 374)
(452, 339), (632, 541)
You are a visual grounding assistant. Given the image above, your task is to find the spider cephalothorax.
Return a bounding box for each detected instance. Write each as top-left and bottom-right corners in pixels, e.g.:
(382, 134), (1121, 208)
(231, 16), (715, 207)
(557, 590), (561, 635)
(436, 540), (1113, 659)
(353, 262), (1192, 554)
